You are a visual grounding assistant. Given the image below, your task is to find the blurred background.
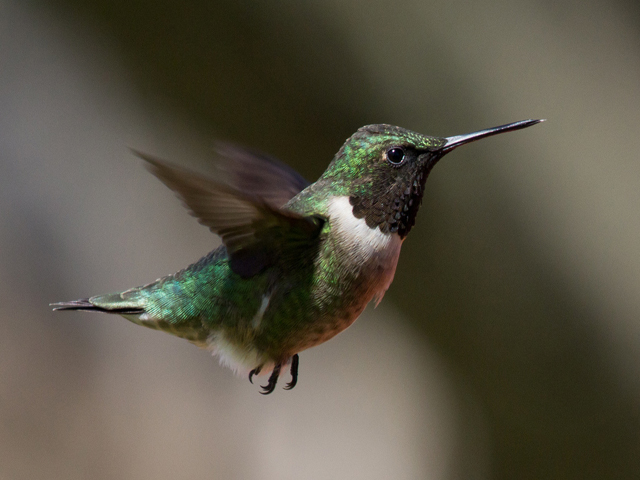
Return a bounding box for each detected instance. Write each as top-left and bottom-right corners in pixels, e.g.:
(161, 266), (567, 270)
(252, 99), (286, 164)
(1, 0), (639, 478)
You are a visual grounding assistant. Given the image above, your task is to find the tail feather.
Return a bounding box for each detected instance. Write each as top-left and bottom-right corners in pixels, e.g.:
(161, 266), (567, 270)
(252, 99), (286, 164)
(51, 293), (145, 315)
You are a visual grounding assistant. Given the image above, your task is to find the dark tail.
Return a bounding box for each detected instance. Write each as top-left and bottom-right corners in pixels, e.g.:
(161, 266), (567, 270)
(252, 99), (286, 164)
(51, 296), (144, 315)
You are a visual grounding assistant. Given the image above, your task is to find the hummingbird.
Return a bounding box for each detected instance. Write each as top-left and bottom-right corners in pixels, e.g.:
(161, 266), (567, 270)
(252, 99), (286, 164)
(52, 119), (543, 394)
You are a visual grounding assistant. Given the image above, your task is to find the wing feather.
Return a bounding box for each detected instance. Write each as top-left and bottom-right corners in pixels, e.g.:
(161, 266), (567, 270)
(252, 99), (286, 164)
(133, 151), (324, 277)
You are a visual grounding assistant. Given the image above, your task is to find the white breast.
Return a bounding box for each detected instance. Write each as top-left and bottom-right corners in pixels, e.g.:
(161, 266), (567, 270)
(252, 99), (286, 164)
(327, 196), (403, 304)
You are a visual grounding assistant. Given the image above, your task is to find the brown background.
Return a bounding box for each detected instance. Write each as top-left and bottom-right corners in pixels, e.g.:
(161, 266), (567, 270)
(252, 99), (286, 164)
(1, 1), (639, 478)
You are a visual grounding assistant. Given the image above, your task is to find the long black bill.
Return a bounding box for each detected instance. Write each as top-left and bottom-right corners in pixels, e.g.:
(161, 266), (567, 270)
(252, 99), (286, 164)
(440, 119), (544, 153)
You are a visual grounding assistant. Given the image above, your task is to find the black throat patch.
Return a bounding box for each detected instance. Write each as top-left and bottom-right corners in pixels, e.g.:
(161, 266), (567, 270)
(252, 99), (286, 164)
(349, 167), (430, 238)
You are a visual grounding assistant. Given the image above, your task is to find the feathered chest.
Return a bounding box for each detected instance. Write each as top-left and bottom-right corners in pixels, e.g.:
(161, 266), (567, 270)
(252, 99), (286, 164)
(323, 196), (402, 302)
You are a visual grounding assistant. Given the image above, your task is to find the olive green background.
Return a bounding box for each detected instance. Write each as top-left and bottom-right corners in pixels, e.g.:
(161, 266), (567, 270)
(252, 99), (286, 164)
(1, 1), (639, 478)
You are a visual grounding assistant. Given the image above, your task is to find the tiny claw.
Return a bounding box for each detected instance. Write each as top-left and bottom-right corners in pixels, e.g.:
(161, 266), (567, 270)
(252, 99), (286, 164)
(260, 385), (275, 395)
(259, 364), (281, 395)
(284, 354), (299, 390)
(249, 366), (262, 384)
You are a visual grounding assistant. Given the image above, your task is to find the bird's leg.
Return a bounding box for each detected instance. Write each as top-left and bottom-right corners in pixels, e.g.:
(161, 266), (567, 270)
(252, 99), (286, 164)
(284, 354), (299, 390)
(248, 365), (262, 384)
(260, 364), (282, 395)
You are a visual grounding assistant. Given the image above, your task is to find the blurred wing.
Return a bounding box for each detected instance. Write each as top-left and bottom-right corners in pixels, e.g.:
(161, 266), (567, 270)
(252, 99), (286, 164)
(135, 151), (324, 277)
(214, 142), (310, 208)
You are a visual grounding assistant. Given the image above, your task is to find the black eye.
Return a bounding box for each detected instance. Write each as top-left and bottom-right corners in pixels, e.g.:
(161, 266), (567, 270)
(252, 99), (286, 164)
(386, 147), (405, 165)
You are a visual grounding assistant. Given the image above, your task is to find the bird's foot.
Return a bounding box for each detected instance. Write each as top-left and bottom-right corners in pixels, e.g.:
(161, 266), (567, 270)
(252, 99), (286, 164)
(284, 354), (299, 390)
(260, 363), (281, 395)
(250, 355), (299, 394)
(248, 365), (262, 384)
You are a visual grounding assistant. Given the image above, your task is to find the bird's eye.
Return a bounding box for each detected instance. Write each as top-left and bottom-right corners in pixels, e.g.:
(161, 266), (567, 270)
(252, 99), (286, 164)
(386, 147), (405, 165)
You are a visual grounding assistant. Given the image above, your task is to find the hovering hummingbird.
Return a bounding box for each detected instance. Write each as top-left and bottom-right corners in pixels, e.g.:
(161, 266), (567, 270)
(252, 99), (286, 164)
(52, 119), (543, 394)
